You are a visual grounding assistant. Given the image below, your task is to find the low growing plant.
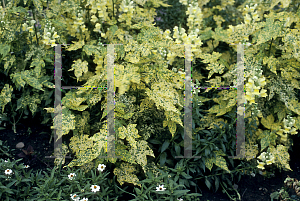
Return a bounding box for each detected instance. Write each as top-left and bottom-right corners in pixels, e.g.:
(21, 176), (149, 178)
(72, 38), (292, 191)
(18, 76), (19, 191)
(270, 175), (300, 201)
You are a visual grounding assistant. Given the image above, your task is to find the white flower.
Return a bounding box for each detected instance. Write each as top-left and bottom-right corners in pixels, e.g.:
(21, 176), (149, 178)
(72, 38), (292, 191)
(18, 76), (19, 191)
(4, 160), (8, 162)
(24, 165), (30, 168)
(177, 198), (183, 201)
(97, 164), (106, 172)
(156, 184), (166, 191)
(4, 169), (12, 175)
(80, 198), (88, 201)
(90, 185), (100, 193)
(68, 173), (76, 180)
(70, 193), (80, 201)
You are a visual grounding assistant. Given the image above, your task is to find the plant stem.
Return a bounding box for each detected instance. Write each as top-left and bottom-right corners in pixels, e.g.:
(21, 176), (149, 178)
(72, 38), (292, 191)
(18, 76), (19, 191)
(0, 147), (15, 159)
(32, 8), (39, 47)
(220, 182), (240, 201)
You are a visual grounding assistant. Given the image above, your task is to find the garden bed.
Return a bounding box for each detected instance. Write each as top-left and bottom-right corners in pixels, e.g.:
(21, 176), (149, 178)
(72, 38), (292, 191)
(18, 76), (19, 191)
(1, 115), (300, 200)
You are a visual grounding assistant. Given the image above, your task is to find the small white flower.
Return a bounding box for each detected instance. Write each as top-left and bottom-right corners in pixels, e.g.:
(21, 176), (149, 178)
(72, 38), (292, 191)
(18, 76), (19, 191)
(80, 198), (88, 201)
(177, 198), (183, 201)
(4, 169), (12, 175)
(24, 165), (30, 168)
(97, 164), (106, 172)
(70, 193), (80, 201)
(68, 173), (76, 180)
(90, 185), (100, 193)
(156, 184), (166, 191)
(4, 160), (8, 162)
(250, 172), (255, 177)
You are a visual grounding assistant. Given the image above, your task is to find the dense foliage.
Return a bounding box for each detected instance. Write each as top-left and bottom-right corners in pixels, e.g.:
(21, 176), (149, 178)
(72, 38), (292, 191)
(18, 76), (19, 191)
(0, 0), (300, 199)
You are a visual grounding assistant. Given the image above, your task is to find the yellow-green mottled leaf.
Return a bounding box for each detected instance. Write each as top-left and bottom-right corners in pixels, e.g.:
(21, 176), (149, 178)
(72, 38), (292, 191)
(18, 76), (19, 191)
(168, 121), (176, 137)
(277, 108), (286, 122)
(62, 91), (88, 111)
(68, 59), (89, 82)
(30, 57), (45, 77)
(206, 62), (225, 79)
(165, 110), (183, 127)
(114, 64), (140, 95)
(130, 140), (155, 168)
(115, 145), (137, 165)
(118, 124), (141, 150)
(113, 163), (142, 187)
(32, 0), (43, 13)
(260, 130), (271, 151)
(269, 145), (292, 171)
(67, 40), (85, 51)
(3, 54), (15, 73)
(286, 99), (300, 116)
(205, 157), (214, 171)
(10, 72), (26, 88)
(200, 52), (222, 64)
(51, 106), (76, 140)
(0, 43), (10, 61)
(263, 56), (279, 75)
(83, 45), (99, 56)
(226, 98), (237, 108)
(21, 70), (44, 91)
(145, 81), (182, 115)
(254, 14), (281, 45)
(214, 155), (231, 173)
(28, 94), (41, 115)
(163, 120), (168, 128)
(0, 84), (13, 113)
(261, 114), (275, 130)
(124, 52), (140, 63)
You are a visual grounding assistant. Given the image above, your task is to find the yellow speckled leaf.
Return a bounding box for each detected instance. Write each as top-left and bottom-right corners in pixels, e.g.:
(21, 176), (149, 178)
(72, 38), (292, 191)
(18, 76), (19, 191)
(269, 145), (292, 171)
(118, 124), (141, 150)
(113, 163), (142, 187)
(67, 40), (85, 51)
(168, 121), (176, 137)
(0, 84), (13, 113)
(205, 157), (214, 171)
(261, 114), (275, 130)
(214, 155), (231, 173)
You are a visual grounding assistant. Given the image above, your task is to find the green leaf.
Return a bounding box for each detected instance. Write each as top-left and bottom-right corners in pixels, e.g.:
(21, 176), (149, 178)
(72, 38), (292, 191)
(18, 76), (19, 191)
(148, 139), (161, 144)
(161, 140), (170, 153)
(0, 43), (10, 62)
(205, 178), (211, 190)
(173, 190), (190, 196)
(215, 176), (219, 192)
(160, 152), (167, 167)
(175, 144), (180, 155)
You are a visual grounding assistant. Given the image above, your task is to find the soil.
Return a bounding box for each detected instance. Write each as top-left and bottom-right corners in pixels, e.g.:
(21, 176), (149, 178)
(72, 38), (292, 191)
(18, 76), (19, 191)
(1, 115), (300, 201)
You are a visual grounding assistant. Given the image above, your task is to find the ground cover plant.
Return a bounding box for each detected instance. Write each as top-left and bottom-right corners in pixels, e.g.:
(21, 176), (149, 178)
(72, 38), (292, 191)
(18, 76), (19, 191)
(0, 0), (300, 200)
